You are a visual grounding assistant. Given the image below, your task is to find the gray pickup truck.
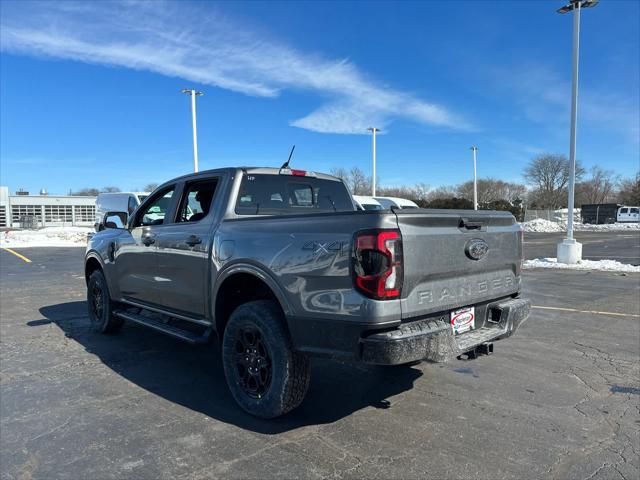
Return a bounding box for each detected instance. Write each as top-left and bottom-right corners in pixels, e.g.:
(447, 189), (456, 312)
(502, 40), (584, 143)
(85, 167), (530, 418)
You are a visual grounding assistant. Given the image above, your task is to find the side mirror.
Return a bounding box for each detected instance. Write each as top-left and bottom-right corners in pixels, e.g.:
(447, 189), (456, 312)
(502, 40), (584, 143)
(104, 211), (128, 229)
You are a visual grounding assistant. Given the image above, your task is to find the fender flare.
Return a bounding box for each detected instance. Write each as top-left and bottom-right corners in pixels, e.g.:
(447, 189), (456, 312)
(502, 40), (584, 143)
(84, 250), (120, 299)
(212, 261), (294, 330)
(84, 251), (106, 281)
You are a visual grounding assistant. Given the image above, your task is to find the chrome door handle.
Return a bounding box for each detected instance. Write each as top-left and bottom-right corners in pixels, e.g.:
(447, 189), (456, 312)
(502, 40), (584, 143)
(185, 235), (202, 246)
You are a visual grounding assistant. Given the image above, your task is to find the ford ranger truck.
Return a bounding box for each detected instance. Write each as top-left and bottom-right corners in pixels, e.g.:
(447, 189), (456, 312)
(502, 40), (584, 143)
(85, 167), (530, 418)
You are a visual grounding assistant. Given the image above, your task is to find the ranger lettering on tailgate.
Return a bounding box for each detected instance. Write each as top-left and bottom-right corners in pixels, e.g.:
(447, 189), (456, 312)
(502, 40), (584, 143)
(417, 275), (516, 305)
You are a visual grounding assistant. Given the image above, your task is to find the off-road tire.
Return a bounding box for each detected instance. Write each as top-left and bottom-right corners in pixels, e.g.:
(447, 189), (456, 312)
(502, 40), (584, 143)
(87, 270), (123, 334)
(222, 300), (310, 418)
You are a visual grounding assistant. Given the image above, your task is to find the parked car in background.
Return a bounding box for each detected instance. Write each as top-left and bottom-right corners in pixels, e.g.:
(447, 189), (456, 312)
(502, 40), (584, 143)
(85, 166), (529, 418)
(353, 195), (383, 210)
(617, 206), (640, 223)
(95, 192), (149, 231)
(373, 196), (419, 209)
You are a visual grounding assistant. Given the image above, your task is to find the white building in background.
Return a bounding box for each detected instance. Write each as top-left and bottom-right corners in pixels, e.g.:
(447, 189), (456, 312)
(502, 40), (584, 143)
(0, 186), (96, 228)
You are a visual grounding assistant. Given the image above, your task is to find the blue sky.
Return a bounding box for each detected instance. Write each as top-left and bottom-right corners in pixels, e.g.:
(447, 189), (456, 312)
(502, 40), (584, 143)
(1, 0), (638, 194)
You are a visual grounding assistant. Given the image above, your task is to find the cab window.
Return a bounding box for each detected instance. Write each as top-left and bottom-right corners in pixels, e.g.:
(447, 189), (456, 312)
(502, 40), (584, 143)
(288, 184), (313, 207)
(135, 187), (175, 227)
(177, 179), (219, 223)
(235, 174), (354, 215)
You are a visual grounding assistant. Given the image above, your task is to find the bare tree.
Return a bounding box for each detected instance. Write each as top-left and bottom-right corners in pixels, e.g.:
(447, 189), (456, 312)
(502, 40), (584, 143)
(71, 188), (100, 196)
(329, 168), (348, 182)
(576, 166), (619, 205)
(71, 186), (121, 196)
(457, 178), (526, 205)
(412, 183), (430, 202)
(425, 185), (458, 201)
(330, 166), (372, 195)
(377, 183), (430, 204)
(524, 154), (585, 208)
(618, 171), (640, 205)
(143, 183), (159, 192)
(349, 167), (371, 195)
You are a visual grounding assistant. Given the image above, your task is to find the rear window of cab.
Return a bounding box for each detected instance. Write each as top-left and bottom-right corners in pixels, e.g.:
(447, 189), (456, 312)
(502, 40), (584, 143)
(235, 174), (355, 215)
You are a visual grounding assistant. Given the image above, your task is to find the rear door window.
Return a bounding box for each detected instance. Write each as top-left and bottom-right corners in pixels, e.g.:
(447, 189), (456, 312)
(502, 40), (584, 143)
(630, 208), (639, 214)
(235, 174), (354, 215)
(176, 179), (219, 223)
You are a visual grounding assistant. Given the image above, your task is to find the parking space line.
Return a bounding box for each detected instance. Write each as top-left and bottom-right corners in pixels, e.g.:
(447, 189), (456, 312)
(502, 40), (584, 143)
(532, 305), (640, 318)
(1, 247), (32, 263)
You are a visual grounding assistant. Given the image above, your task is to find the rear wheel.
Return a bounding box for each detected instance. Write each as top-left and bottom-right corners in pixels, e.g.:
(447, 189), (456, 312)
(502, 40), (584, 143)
(87, 270), (123, 334)
(222, 300), (310, 418)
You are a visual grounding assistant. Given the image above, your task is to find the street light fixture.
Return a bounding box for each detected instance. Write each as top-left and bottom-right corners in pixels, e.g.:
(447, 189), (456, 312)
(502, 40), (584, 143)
(181, 88), (204, 173)
(470, 146), (478, 210)
(557, 0), (597, 14)
(555, 0), (598, 264)
(367, 127), (380, 196)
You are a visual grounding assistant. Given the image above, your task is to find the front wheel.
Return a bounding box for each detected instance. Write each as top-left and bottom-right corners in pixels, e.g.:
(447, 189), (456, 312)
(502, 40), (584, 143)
(222, 300), (310, 418)
(87, 270), (123, 334)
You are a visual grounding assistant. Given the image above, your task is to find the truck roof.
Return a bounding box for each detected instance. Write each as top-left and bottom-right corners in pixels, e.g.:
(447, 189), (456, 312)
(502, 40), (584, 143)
(159, 167), (343, 187)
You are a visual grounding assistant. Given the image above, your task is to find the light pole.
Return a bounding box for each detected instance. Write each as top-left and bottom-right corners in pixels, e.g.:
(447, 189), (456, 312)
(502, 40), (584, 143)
(470, 146), (478, 210)
(367, 127), (380, 196)
(556, 0), (597, 264)
(181, 88), (204, 173)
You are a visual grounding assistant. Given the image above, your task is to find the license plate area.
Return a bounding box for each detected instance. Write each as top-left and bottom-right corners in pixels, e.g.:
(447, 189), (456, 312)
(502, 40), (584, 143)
(450, 306), (475, 335)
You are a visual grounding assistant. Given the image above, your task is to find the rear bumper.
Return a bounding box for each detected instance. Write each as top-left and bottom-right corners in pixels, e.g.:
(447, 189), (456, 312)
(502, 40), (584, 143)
(360, 297), (531, 365)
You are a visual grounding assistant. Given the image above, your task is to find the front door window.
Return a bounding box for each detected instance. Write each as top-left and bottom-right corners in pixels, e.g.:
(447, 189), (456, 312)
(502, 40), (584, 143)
(136, 188), (175, 227)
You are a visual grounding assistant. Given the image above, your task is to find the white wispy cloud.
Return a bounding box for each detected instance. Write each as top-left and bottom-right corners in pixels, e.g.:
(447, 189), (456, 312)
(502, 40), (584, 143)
(0, 0), (470, 134)
(491, 63), (639, 144)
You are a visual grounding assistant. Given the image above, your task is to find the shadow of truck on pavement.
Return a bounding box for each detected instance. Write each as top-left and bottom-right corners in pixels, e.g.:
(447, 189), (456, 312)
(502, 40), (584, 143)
(34, 301), (422, 434)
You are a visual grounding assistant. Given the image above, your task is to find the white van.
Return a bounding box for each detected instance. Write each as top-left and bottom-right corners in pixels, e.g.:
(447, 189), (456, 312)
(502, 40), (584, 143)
(353, 195), (384, 211)
(373, 196), (420, 209)
(617, 206), (639, 223)
(95, 192), (149, 231)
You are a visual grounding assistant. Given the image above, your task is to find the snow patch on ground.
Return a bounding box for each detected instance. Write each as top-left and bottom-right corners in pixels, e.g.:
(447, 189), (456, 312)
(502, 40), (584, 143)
(521, 219), (639, 233)
(1, 227), (92, 248)
(523, 257), (640, 273)
(575, 222), (640, 232)
(521, 219), (564, 232)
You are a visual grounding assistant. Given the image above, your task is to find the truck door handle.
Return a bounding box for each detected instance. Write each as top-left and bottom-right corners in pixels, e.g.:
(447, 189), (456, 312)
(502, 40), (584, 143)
(185, 235), (202, 246)
(142, 234), (155, 246)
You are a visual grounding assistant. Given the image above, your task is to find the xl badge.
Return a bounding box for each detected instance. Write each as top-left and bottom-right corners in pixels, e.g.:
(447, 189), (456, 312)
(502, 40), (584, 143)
(465, 238), (489, 260)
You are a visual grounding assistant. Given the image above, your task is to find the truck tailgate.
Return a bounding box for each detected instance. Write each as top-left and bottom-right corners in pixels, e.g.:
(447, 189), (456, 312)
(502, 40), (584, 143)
(394, 209), (522, 320)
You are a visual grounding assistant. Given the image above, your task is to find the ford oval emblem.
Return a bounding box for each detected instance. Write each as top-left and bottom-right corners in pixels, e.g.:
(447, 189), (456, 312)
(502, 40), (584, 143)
(465, 238), (489, 260)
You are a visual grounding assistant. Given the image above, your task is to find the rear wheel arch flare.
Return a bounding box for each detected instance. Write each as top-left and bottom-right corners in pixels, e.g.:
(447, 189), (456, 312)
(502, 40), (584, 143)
(214, 268), (291, 336)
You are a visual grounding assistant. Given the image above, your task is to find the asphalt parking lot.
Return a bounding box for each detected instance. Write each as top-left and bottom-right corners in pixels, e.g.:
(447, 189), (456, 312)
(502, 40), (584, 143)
(1, 241), (639, 480)
(524, 231), (640, 265)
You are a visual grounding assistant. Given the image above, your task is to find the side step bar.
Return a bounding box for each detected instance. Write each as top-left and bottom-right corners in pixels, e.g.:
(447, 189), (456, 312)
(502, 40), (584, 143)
(113, 310), (210, 344)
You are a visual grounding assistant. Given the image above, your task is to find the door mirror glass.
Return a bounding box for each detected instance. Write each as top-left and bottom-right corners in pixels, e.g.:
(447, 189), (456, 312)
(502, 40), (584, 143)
(104, 212), (127, 229)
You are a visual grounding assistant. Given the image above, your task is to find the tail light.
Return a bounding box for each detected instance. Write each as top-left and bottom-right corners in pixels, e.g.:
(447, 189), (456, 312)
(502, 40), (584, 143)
(352, 229), (403, 299)
(279, 168), (317, 177)
(519, 225), (524, 269)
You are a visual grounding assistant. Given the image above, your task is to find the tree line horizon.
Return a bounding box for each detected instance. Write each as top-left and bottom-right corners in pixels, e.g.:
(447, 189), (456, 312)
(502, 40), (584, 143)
(70, 154), (640, 214)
